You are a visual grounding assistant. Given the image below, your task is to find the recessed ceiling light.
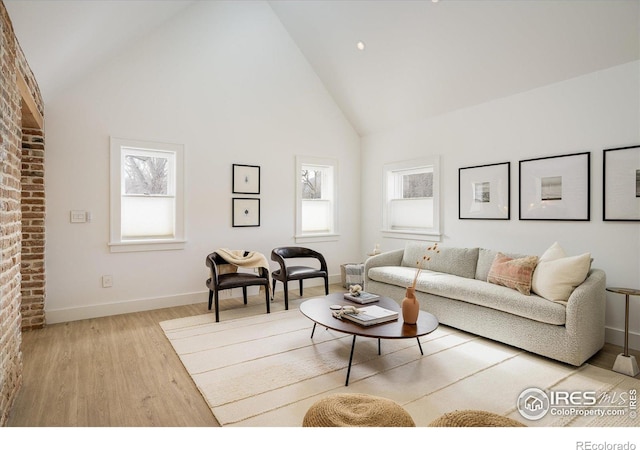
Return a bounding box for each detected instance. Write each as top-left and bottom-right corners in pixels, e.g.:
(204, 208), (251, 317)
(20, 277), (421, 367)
(356, 41), (365, 51)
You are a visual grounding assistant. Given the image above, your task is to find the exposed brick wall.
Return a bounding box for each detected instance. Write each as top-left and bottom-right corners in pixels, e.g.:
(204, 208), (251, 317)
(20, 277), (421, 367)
(21, 128), (45, 330)
(0, 2), (23, 427)
(0, 0), (44, 426)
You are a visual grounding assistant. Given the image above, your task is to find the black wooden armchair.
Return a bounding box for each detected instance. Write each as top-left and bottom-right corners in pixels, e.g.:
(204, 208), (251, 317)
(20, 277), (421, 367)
(270, 247), (329, 310)
(205, 252), (270, 322)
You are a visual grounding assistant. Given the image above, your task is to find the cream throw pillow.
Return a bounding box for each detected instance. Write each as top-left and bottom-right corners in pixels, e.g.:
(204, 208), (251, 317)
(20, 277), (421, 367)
(531, 242), (591, 302)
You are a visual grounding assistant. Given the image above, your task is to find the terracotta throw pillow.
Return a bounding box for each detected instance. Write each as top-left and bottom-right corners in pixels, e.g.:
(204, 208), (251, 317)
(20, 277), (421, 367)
(487, 253), (538, 295)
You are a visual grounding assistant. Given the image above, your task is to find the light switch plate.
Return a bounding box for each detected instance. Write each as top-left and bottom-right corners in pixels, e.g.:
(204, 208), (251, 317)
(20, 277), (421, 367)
(70, 210), (86, 223)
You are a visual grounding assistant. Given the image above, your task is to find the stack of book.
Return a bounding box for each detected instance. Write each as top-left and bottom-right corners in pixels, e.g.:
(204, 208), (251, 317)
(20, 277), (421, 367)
(341, 305), (398, 326)
(343, 291), (380, 304)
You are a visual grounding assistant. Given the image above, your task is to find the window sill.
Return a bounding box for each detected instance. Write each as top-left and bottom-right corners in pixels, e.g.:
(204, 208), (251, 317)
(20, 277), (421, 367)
(381, 230), (441, 242)
(108, 239), (186, 253)
(294, 233), (340, 244)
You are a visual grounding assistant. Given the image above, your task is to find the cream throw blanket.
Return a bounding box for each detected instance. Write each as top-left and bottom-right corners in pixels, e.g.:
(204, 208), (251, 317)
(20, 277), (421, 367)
(216, 248), (272, 296)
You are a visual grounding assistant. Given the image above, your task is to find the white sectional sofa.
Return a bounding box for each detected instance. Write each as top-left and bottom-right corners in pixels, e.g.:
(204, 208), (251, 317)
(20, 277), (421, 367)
(363, 242), (606, 366)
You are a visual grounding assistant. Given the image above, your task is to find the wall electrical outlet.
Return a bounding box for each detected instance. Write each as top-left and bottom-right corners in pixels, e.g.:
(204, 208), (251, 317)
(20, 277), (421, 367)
(102, 275), (113, 288)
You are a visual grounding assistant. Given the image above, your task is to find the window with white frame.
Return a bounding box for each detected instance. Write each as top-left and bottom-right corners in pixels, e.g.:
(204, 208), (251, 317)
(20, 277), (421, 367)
(295, 156), (338, 243)
(383, 157), (440, 240)
(109, 137), (185, 252)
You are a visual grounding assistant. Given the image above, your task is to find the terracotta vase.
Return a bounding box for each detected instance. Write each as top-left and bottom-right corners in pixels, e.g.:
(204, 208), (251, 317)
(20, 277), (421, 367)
(401, 286), (419, 325)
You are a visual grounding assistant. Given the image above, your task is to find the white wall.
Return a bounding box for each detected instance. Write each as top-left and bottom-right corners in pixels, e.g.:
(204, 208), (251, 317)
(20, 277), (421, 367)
(43, 1), (361, 322)
(41, 0), (640, 350)
(361, 61), (640, 349)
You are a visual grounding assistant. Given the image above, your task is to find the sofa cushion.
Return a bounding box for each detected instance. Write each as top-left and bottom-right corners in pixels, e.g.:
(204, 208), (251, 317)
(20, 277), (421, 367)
(475, 248), (528, 281)
(368, 266), (566, 325)
(369, 266), (416, 290)
(532, 242), (591, 302)
(401, 242), (479, 279)
(487, 253), (538, 295)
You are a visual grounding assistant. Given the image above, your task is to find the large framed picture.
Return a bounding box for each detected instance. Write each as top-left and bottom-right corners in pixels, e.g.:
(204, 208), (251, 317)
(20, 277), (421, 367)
(232, 164), (260, 194)
(603, 145), (640, 221)
(232, 198), (260, 227)
(519, 152), (590, 221)
(458, 162), (510, 220)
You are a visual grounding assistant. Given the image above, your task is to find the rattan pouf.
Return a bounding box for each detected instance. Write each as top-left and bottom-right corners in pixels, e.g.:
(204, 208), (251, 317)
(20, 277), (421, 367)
(302, 393), (415, 427)
(428, 409), (526, 427)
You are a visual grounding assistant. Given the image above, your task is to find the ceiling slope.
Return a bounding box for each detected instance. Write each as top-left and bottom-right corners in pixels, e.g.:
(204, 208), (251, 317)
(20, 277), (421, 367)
(5, 0), (640, 135)
(4, 0), (196, 103)
(269, 0), (640, 135)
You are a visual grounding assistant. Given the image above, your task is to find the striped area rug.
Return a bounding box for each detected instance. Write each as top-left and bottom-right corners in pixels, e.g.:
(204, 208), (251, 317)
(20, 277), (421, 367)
(160, 309), (638, 427)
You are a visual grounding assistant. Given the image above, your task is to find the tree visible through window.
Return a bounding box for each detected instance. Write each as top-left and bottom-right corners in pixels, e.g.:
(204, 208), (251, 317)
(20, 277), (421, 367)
(124, 154), (168, 195)
(109, 138), (185, 252)
(301, 169), (322, 199)
(402, 172), (433, 199)
(296, 156), (338, 242)
(383, 157), (440, 239)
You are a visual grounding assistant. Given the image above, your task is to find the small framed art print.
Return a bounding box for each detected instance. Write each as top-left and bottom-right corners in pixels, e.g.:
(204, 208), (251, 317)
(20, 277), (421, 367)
(603, 145), (640, 221)
(459, 162), (510, 220)
(519, 152), (590, 221)
(232, 198), (260, 227)
(232, 164), (260, 194)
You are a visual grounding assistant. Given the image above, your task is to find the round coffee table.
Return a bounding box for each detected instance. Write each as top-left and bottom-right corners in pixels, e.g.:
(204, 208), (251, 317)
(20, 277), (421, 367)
(299, 293), (439, 386)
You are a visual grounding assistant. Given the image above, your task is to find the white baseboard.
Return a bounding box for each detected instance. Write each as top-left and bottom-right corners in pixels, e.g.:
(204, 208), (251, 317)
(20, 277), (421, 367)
(45, 291), (206, 324)
(45, 274), (344, 324)
(605, 326), (640, 352)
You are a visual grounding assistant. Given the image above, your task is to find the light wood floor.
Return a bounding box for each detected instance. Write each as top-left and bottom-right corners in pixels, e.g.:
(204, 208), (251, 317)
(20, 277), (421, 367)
(7, 284), (342, 427)
(7, 283), (639, 426)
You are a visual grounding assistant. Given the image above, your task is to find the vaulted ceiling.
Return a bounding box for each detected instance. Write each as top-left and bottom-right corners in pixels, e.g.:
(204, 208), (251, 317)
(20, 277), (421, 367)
(5, 0), (639, 136)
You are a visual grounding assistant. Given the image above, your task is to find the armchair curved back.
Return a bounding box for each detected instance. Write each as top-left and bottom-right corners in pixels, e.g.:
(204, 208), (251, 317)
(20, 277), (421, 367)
(270, 246), (329, 309)
(206, 252), (229, 284)
(270, 247), (328, 272)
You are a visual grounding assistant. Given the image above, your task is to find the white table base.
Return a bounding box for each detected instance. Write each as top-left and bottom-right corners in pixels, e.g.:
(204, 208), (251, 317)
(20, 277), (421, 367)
(612, 353), (639, 377)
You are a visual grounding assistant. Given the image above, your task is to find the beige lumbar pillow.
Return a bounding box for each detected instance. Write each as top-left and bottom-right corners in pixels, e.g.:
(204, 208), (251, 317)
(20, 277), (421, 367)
(531, 242), (591, 302)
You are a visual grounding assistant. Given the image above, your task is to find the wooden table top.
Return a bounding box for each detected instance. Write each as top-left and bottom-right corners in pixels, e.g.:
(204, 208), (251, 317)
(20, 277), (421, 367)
(299, 292), (439, 340)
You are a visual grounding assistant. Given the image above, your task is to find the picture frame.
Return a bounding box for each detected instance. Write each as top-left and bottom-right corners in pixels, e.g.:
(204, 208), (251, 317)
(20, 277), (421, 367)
(519, 152), (590, 221)
(232, 198), (260, 227)
(458, 162), (510, 220)
(232, 164), (260, 194)
(603, 145), (640, 221)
